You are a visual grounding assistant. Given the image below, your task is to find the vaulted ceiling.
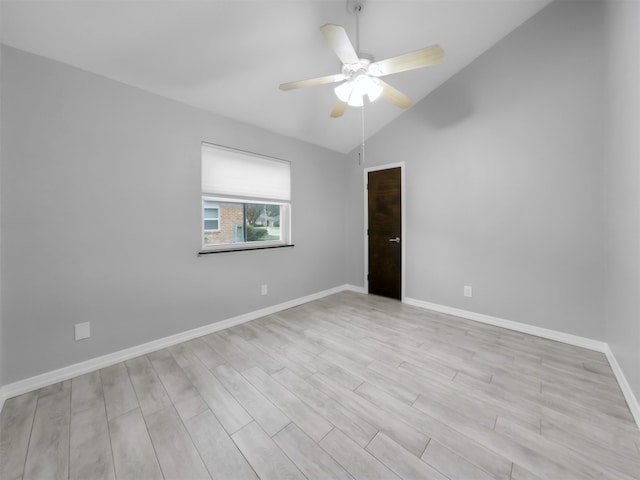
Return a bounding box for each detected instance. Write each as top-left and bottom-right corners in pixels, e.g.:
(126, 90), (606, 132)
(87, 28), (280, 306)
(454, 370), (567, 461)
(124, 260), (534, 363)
(1, 0), (552, 153)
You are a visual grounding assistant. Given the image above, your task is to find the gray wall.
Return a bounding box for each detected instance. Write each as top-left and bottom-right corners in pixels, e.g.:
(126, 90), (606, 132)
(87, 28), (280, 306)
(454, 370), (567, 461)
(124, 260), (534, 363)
(604, 0), (640, 401)
(345, 0), (606, 340)
(1, 46), (348, 384)
(0, 19), (4, 391)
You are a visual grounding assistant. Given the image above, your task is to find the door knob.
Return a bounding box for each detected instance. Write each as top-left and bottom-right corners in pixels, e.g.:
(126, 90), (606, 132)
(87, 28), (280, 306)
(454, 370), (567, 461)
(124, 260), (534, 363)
(388, 237), (400, 243)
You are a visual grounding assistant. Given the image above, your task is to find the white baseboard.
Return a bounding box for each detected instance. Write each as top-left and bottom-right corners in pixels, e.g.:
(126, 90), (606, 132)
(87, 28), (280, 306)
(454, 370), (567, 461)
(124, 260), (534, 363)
(404, 296), (640, 430)
(0, 284), (350, 403)
(604, 344), (640, 429)
(2, 287), (638, 432)
(403, 297), (607, 351)
(344, 284), (367, 294)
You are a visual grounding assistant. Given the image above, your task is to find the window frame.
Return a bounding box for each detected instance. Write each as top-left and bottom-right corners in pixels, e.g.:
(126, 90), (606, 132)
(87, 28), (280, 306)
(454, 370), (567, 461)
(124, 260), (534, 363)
(200, 143), (292, 253)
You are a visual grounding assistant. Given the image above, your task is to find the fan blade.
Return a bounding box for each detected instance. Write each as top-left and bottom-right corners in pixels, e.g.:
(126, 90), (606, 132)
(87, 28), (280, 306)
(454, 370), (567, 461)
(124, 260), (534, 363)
(370, 45), (444, 77)
(380, 80), (413, 109)
(320, 24), (360, 65)
(330, 101), (348, 118)
(279, 73), (346, 91)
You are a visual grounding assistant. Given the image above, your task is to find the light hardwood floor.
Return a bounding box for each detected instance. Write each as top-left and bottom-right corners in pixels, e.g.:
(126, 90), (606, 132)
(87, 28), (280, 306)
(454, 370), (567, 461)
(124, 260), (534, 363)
(1, 291), (639, 480)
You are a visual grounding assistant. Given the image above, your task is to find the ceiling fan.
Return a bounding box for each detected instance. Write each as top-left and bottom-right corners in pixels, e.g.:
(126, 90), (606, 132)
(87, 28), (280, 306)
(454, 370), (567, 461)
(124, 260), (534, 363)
(279, 0), (444, 118)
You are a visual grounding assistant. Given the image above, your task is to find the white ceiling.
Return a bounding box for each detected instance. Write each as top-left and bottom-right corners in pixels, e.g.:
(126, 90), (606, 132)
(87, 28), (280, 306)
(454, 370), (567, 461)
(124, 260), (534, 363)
(1, 0), (552, 153)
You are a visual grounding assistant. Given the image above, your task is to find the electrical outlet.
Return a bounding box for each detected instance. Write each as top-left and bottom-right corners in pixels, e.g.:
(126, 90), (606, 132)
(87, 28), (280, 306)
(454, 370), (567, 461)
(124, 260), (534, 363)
(75, 322), (90, 341)
(464, 286), (473, 298)
(261, 284), (268, 296)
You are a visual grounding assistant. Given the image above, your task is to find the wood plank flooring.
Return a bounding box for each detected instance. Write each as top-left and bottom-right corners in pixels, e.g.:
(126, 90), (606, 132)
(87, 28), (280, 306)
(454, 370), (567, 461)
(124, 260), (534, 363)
(2, 291), (639, 480)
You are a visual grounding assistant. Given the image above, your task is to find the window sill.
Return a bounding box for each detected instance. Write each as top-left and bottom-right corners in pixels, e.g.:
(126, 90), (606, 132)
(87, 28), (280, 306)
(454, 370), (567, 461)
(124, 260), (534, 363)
(198, 244), (294, 255)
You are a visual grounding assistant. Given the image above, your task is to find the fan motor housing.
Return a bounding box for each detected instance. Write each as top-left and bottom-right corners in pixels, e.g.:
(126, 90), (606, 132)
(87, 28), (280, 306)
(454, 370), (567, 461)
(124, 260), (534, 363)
(341, 56), (381, 80)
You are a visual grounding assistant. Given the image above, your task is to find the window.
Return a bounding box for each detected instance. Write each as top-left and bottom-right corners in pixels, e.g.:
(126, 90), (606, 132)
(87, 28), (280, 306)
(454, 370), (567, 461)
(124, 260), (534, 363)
(203, 201), (220, 231)
(201, 143), (292, 252)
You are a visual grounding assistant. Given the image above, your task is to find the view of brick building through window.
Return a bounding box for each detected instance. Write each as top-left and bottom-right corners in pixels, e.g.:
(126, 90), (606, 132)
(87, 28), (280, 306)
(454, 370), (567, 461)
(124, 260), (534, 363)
(204, 202), (244, 244)
(203, 201), (281, 246)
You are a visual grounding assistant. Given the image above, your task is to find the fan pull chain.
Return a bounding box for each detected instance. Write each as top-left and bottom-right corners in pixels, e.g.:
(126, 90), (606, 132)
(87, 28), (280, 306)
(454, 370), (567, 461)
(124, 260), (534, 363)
(360, 102), (365, 165)
(356, 1), (364, 165)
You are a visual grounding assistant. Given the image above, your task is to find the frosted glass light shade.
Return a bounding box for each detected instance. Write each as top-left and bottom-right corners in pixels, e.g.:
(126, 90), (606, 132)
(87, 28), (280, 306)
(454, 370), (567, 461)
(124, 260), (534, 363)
(334, 75), (382, 106)
(366, 79), (383, 102)
(334, 80), (354, 103)
(348, 93), (364, 107)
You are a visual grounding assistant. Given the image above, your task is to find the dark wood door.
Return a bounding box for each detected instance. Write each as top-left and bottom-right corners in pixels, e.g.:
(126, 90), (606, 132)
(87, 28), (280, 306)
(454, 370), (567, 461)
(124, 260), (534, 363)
(368, 167), (402, 300)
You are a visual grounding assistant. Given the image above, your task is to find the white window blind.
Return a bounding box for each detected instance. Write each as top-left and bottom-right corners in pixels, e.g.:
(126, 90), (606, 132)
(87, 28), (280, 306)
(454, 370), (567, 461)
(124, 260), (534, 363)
(202, 143), (291, 201)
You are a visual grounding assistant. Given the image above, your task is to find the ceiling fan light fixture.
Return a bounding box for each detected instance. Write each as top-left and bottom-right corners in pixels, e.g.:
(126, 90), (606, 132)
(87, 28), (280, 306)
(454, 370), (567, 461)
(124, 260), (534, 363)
(279, 1), (444, 118)
(335, 74), (382, 107)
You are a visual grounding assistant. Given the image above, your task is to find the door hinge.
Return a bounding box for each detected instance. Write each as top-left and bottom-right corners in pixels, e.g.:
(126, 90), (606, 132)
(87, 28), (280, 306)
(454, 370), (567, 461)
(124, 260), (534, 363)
(367, 274), (369, 280)
(367, 229), (369, 235)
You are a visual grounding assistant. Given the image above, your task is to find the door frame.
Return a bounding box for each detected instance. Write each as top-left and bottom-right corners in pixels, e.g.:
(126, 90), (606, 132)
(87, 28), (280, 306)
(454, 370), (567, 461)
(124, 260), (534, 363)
(363, 162), (406, 301)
